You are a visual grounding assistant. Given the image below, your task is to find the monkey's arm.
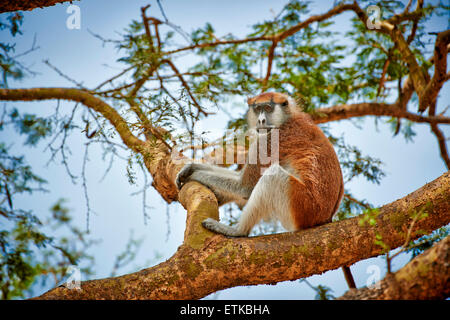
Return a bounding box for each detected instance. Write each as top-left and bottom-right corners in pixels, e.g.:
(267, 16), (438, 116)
(180, 162), (240, 176)
(176, 163), (253, 204)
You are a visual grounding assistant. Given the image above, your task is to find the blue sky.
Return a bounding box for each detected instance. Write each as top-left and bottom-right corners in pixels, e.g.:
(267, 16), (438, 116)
(1, 0), (449, 299)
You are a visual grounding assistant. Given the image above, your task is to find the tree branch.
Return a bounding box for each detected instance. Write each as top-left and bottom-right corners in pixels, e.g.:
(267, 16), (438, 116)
(0, 87), (145, 153)
(162, 59), (209, 116)
(349, 1), (450, 114)
(34, 171), (450, 299)
(0, 0), (75, 13)
(430, 123), (450, 169)
(387, 0), (424, 25)
(274, 3), (358, 42)
(312, 102), (450, 124)
(262, 41), (278, 89)
(164, 36), (272, 55)
(420, 30), (450, 111)
(141, 5), (155, 52)
(0, 87), (183, 205)
(338, 235), (450, 300)
(164, 2), (360, 56)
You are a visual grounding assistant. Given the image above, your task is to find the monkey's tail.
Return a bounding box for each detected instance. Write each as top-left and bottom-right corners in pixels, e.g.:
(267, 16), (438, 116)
(342, 265), (356, 289)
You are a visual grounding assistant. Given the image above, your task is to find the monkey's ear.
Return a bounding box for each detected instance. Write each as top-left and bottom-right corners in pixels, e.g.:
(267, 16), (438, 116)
(247, 96), (255, 105)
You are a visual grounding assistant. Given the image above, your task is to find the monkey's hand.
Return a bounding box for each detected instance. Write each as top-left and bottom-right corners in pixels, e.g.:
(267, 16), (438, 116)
(175, 163), (195, 190)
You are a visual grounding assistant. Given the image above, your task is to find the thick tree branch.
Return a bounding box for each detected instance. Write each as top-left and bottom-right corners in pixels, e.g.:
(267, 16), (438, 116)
(35, 171), (450, 299)
(338, 235), (450, 300)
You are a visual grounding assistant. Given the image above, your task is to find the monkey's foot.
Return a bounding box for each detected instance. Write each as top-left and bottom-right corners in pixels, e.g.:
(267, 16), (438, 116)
(202, 218), (247, 237)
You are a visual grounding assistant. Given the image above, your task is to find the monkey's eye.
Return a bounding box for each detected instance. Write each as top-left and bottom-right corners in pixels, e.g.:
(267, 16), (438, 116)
(263, 105), (273, 113)
(281, 101), (288, 107)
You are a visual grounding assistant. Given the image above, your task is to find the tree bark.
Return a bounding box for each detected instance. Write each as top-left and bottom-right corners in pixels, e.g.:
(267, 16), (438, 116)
(338, 235), (450, 300)
(0, 0), (77, 13)
(34, 171), (450, 299)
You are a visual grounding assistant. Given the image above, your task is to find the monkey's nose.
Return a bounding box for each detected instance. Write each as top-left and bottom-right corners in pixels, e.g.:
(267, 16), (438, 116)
(258, 118), (266, 126)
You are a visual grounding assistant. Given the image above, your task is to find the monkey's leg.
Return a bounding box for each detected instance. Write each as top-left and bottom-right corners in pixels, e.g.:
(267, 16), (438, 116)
(202, 164), (294, 237)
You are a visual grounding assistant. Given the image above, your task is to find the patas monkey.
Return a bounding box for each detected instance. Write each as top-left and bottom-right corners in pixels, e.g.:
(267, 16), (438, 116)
(176, 92), (344, 237)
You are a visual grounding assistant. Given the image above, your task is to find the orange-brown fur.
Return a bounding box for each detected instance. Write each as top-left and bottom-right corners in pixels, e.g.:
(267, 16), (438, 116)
(248, 92), (343, 230)
(279, 113), (343, 229)
(247, 92), (289, 105)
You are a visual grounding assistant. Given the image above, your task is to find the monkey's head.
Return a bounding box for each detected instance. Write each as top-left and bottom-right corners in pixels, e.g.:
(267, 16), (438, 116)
(246, 92), (298, 132)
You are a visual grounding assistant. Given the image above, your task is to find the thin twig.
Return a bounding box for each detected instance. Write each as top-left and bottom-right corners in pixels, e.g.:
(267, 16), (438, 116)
(162, 59), (209, 116)
(43, 60), (86, 89)
(262, 41), (278, 89)
(156, 0), (192, 44)
(430, 123), (450, 169)
(82, 142), (93, 233)
(386, 210), (423, 273)
(343, 193), (371, 210)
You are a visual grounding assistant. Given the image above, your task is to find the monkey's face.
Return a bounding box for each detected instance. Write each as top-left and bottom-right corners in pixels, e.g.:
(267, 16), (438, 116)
(247, 92), (292, 132)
